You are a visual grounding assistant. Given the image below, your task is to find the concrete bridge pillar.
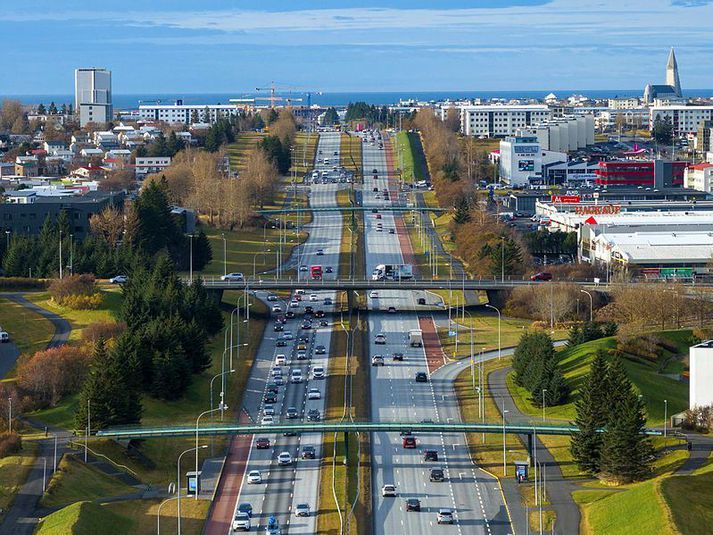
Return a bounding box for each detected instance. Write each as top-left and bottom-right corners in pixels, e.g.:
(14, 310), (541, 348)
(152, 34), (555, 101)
(485, 288), (510, 309)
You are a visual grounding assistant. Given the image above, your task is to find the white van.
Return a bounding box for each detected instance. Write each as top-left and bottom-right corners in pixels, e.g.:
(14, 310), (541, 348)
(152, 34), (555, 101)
(275, 354), (287, 366)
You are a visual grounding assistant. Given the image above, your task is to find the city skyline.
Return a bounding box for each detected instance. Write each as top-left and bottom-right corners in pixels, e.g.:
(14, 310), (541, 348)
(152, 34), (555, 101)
(3, 0), (713, 94)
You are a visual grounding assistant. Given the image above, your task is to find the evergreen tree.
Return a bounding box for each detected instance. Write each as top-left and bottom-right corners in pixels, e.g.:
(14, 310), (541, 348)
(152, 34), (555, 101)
(166, 131), (185, 157)
(75, 338), (143, 430)
(205, 126), (220, 152)
(133, 178), (183, 256)
(258, 135), (291, 174)
(571, 350), (610, 473)
(60, 103), (67, 115)
(323, 107), (339, 125)
(48, 102), (58, 115)
(149, 133), (168, 157)
(652, 115), (674, 145)
(181, 320), (211, 373)
(190, 109), (199, 124)
(202, 106), (211, 123)
(486, 236), (523, 280)
(150, 344), (191, 400)
(266, 108), (279, 125)
(453, 197), (472, 225)
(37, 103), (46, 115)
(192, 230), (213, 270)
(253, 113), (265, 130)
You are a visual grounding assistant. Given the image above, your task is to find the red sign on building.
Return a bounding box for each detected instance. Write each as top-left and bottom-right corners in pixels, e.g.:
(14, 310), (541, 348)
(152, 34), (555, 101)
(551, 195), (581, 203)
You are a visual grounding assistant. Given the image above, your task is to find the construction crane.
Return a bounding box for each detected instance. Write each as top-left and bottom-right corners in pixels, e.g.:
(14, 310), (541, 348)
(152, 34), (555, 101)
(255, 82), (321, 108)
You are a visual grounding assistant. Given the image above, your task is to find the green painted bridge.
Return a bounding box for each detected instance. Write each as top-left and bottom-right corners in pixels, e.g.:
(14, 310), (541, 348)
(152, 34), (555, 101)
(256, 206), (447, 214)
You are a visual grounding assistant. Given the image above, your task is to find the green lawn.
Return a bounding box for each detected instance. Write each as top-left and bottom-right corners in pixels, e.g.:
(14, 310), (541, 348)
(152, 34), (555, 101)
(506, 335), (689, 427)
(0, 441), (38, 525)
(292, 132), (319, 176)
(40, 455), (135, 508)
(0, 297), (54, 357)
(36, 501), (133, 535)
(661, 465), (713, 535)
(340, 133), (362, 176)
(392, 131), (427, 182)
(225, 132), (266, 174)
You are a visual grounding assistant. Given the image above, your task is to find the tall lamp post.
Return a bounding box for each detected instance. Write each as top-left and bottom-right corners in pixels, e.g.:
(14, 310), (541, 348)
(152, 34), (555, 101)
(195, 408), (223, 500)
(177, 445), (207, 535)
(221, 232), (227, 277)
(664, 399), (668, 439)
(580, 289), (593, 322)
(502, 405), (509, 476)
(542, 389), (548, 422)
(188, 234), (195, 284)
(485, 303), (502, 360)
(157, 496), (178, 535)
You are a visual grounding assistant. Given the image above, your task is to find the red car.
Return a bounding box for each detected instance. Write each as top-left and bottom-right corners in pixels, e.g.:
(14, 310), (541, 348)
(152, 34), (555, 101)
(402, 436), (417, 449)
(256, 437), (270, 449)
(530, 272), (553, 282)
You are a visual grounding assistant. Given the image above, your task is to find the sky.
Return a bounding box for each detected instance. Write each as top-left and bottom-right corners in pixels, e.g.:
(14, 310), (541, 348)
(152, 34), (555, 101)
(3, 0), (713, 95)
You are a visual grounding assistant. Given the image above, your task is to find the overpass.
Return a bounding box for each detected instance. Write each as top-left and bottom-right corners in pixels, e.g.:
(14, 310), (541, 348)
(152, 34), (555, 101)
(257, 206), (447, 214)
(96, 421), (662, 464)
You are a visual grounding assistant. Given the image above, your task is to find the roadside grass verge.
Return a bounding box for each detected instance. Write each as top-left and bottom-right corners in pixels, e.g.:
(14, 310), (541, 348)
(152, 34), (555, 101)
(391, 131), (427, 183)
(292, 132), (319, 178)
(340, 134), (362, 177)
(225, 132), (265, 174)
(0, 297), (54, 358)
(661, 464), (713, 535)
(40, 454), (135, 509)
(0, 441), (39, 525)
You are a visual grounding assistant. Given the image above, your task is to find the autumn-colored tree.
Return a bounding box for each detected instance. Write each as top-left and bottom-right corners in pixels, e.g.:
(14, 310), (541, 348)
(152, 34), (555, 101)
(270, 109), (297, 146)
(99, 169), (135, 192)
(90, 206), (125, 248)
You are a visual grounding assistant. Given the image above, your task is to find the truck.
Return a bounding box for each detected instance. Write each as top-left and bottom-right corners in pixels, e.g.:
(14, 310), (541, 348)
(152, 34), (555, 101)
(371, 264), (414, 281)
(310, 265), (323, 280)
(408, 329), (423, 347)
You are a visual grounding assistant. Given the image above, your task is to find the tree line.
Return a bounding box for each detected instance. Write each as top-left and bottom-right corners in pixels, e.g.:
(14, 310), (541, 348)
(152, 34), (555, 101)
(512, 332), (569, 407)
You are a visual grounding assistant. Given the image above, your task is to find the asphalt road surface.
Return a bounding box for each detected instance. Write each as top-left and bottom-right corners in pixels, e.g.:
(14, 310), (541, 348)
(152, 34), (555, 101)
(361, 131), (512, 535)
(228, 131), (344, 533)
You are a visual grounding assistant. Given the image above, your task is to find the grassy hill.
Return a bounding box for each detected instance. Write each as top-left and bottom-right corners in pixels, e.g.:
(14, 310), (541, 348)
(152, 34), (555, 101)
(36, 501), (133, 535)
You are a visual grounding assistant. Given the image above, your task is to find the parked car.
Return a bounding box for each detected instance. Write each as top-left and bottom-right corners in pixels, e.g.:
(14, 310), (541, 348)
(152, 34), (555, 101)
(109, 275), (128, 284)
(221, 272), (244, 282)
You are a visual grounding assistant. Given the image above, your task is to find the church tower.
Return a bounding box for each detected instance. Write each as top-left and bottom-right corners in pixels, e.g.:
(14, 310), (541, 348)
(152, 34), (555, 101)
(666, 48), (682, 97)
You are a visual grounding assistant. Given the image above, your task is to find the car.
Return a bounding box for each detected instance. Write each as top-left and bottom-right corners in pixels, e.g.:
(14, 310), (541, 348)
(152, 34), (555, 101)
(430, 467), (445, 482)
(314, 345), (326, 355)
(301, 320), (312, 330)
(275, 354), (287, 365)
(296, 351), (308, 360)
(323, 297), (332, 305)
(389, 228), (395, 234)
(387, 306), (397, 313)
(256, 437), (270, 449)
(530, 272), (553, 281)
(294, 503), (311, 517)
(238, 503), (253, 517)
(0, 331), (9, 343)
(263, 405), (275, 416)
(381, 484), (397, 497)
(267, 294), (278, 302)
(369, 291), (379, 299)
(371, 355), (385, 366)
(373, 186), (379, 192)
(304, 305), (314, 314)
(314, 309), (325, 318)
(376, 226), (383, 232)
(277, 452), (292, 465)
(325, 266), (334, 274)
(290, 300), (300, 308)
(298, 335), (309, 343)
(374, 213), (382, 219)
(301, 445), (316, 459)
(283, 332), (293, 340)
(299, 265), (308, 272)
(275, 315), (287, 324)
(415, 371), (428, 383)
(273, 324), (284, 332)
(286, 406), (299, 419)
(263, 392), (277, 404)
(308, 388), (321, 400)
(405, 498), (421, 512)
(313, 366), (325, 379)
(232, 511), (251, 531)
(285, 311), (295, 319)
(273, 375), (284, 386)
(399, 430), (413, 437)
(276, 339), (287, 347)
(375, 333), (386, 345)
(297, 342), (307, 351)
(309, 293), (319, 302)
(294, 294), (303, 301)
(316, 249), (324, 256)
(424, 449), (438, 461)
(291, 370), (303, 383)
(261, 415), (274, 425)
(319, 319), (328, 327)
(271, 305), (282, 313)
(307, 409), (321, 421)
(247, 470), (262, 484)
(437, 508), (454, 524)
(109, 275), (128, 284)
(392, 352), (404, 361)
(402, 436), (417, 448)
(221, 272), (244, 282)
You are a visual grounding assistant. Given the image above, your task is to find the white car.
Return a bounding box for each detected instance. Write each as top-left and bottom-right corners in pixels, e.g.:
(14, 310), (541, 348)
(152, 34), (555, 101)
(277, 452), (293, 465)
(261, 415), (274, 425)
(221, 272), (244, 282)
(247, 470), (262, 484)
(375, 333), (386, 345)
(291, 370), (303, 384)
(381, 484), (397, 497)
(307, 388), (321, 400)
(294, 503), (310, 517)
(263, 405), (275, 416)
(282, 332), (293, 340)
(369, 291), (379, 299)
(309, 294), (318, 302)
(109, 275), (128, 284)
(267, 294), (278, 302)
(290, 300), (300, 308)
(271, 305), (282, 313)
(312, 366), (325, 379)
(275, 354), (287, 366)
(232, 512), (251, 531)
(316, 249), (324, 256)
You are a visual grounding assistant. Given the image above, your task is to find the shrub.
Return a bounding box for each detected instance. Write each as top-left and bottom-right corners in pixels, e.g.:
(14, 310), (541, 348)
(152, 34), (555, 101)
(81, 321), (126, 344)
(0, 277), (49, 290)
(0, 432), (21, 458)
(48, 274), (99, 308)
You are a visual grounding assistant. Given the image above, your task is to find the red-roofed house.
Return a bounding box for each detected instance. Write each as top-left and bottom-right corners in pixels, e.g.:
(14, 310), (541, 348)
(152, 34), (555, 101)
(685, 162), (713, 192)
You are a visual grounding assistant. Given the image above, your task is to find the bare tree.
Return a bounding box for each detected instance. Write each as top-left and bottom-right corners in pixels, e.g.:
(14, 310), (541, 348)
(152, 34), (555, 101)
(90, 206), (124, 248)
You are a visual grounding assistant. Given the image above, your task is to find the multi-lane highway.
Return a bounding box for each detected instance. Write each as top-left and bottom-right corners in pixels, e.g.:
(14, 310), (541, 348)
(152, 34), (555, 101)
(362, 131), (511, 535)
(228, 131), (345, 533)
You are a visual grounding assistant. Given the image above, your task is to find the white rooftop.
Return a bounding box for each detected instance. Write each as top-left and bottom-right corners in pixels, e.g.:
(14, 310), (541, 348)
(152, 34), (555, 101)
(598, 231), (713, 263)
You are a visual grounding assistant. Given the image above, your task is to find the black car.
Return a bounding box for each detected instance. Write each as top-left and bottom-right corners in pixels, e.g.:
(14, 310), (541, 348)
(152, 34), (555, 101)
(276, 339), (287, 347)
(325, 266), (333, 274)
(429, 467), (445, 482)
(266, 384), (279, 394)
(273, 324), (284, 332)
(319, 320), (328, 327)
(301, 320), (312, 329)
(283, 430), (298, 437)
(298, 336), (309, 343)
(424, 449), (438, 461)
(263, 392), (277, 404)
(415, 371), (428, 383)
(315, 345), (326, 355)
(286, 407), (299, 419)
(304, 306), (314, 314)
(372, 168), (378, 174)
(307, 409), (321, 421)
(314, 310), (325, 318)
(285, 311), (295, 319)
(301, 445), (316, 459)
(238, 503), (253, 517)
(405, 498), (421, 512)
(392, 352), (404, 361)
(399, 430), (413, 437)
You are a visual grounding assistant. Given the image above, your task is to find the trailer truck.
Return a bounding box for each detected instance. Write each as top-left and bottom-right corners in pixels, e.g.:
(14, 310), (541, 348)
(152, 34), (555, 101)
(371, 263), (414, 281)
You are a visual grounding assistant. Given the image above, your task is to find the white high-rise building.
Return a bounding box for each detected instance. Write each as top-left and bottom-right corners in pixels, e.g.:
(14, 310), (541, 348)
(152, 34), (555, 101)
(75, 68), (112, 126)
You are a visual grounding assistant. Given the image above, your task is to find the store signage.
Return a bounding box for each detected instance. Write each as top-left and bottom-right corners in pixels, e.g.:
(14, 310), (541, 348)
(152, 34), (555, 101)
(575, 204), (621, 215)
(552, 195), (581, 203)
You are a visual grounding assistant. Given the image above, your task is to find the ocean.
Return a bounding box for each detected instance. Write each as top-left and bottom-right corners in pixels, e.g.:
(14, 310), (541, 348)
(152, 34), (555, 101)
(3, 89), (713, 110)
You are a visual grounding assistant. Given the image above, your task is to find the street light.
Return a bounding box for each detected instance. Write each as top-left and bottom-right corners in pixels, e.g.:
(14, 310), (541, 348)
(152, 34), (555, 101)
(5, 229), (10, 249)
(188, 234), (195, 284)
(542, 389), (548, 422)
(195, 407), (223, 500)
(664, 399), (668, 439)
(502, 405), (509, 476)
(178, 445), (207, 534)
(7, 397), (11, 433)
(221, 232), (227, 277)
(580, 289), (593, 322)
(485, 303), (502, 360)
(500, 236), (505, 282)
(157, 496), (179, 535)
